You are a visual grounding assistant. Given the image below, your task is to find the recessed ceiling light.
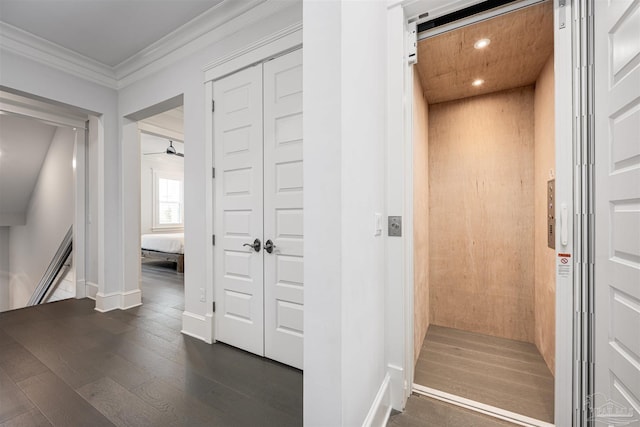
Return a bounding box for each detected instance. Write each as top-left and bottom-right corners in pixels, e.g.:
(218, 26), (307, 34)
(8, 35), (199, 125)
(472, 79), (484, 87)
(474, 38), (491, 49)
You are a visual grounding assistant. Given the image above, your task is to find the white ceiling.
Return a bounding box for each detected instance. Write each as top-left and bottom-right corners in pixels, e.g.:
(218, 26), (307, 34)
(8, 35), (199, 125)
(0, 0), (224, 67)
(141, 106), (184, 136)
(0, 114), (56, 224)
(140, 105), (184, 156)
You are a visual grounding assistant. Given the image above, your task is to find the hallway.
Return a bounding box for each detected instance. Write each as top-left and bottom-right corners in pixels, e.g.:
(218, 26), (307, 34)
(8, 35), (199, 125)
(0, 262), (302, 426)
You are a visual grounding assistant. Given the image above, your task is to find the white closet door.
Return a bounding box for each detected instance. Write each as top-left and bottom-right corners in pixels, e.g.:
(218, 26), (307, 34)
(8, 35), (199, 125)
(594, 0), (640, 418)
(263, 49), (304, 369)
(214, 64), (265, 356)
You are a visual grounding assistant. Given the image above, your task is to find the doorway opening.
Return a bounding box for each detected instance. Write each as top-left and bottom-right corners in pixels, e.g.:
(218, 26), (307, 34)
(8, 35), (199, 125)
(411, 1), (556, 424)
(138, 106), (186, 313)
(0, 88), (91, 312)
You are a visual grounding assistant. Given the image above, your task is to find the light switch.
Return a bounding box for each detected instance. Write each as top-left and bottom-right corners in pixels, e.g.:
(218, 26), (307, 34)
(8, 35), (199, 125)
(374, 213), (382, 236)
(388, 216), (402, 237)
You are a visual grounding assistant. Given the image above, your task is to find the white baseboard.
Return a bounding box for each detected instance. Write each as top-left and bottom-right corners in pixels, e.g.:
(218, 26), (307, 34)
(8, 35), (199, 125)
(387, 363), (405, 410)
(95, 291), (121, 312)
(75, 279), (86, 298)
(94, 289), (142, 312)
(121, 289), (142, 310)
(412, 384), (554, 427)
(181, 311), (214, 344)
(362, 373), (392, 427)
(85, 282), (98, 300)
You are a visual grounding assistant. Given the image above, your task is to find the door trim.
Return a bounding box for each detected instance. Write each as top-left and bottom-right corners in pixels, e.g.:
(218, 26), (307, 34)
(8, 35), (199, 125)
(205, 28), (302, 345)
(388, 1), (577, 424)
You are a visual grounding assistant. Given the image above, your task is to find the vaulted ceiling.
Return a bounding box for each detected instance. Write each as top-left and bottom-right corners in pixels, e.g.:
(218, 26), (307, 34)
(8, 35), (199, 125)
(0, 0), (224, 67)
(0, 114), (56, 225)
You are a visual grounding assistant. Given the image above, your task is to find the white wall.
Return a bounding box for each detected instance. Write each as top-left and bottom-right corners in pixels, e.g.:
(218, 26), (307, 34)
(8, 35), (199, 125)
(304, 1), (389, 425)
(86, 116), (99, 288)
(9, 126), (75, 308)
(0, 227), (9, 311)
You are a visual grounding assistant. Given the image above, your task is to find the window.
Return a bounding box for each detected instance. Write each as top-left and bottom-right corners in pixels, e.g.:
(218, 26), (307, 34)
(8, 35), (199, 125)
(153, 170), (184, 229)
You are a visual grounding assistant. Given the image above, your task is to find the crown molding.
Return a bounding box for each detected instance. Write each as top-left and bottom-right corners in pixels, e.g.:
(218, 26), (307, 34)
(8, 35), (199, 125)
(114, 0), (266, 85)
(0, 0), (298, 91)
(0, 22), (118, 89)
(203, 22), (302, 82)
(116, 0), (300, 89)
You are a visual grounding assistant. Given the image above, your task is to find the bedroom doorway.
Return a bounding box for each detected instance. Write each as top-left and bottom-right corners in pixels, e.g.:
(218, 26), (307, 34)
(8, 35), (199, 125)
(137, 105), (185, 312)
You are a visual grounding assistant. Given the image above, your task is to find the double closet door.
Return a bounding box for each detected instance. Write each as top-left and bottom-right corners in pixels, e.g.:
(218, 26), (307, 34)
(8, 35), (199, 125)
(213, 49), (303, 370)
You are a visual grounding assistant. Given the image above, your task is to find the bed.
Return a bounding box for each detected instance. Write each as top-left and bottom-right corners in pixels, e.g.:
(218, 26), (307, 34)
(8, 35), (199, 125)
(141, 233), (184, 273)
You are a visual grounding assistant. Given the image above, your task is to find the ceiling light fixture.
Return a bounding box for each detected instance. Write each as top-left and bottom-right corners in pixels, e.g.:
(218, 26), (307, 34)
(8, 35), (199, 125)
(474, 38), (491, 49)
(472, 79), (484, 87)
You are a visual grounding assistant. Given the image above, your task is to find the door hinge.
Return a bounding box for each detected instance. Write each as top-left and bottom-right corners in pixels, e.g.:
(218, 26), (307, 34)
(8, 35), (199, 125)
(212, 100), (215, 112)
(407, 22), (417, 65)
(559, 0), (566, 29)
(212, 167), (215, 178)
(212, 235), (215, 246)
(212, 301), (216, 312)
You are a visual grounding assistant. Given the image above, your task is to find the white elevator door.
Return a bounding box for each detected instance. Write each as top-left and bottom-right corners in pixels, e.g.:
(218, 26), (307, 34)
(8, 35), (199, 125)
(263, 49), (304, 369)
(594, 0), (640, 418)
(214, 50), (303, 369)
(214, 64), (265, 356)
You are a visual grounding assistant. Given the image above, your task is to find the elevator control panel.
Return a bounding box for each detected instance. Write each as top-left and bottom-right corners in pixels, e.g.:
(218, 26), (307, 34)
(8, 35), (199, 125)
(548, 179), (555, 249)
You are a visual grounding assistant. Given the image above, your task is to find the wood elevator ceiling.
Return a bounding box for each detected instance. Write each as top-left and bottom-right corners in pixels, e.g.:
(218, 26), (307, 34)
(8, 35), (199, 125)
(416, 1), (554, 104)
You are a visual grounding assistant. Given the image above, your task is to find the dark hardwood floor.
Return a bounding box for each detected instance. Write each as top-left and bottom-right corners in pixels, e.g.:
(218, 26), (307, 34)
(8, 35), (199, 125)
(414, 325), (554, 423)
(0, 261), (302, 427)
(388, 394), (518, 427)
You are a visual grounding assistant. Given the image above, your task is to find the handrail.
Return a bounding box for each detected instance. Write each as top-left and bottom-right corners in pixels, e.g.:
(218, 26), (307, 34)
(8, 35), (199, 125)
(27, 226), (73, 306)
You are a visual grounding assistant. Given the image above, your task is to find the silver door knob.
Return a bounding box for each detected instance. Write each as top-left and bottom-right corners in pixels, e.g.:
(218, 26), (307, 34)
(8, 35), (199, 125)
(243, 238), (261, 252)
(264, 239), (276, 254)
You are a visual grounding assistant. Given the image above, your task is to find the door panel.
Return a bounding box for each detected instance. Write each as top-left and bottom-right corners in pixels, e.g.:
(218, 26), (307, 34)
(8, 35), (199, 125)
(214, 64), (265, 356)
(263, 49), (304, 369)
(594, 0), (640, 419)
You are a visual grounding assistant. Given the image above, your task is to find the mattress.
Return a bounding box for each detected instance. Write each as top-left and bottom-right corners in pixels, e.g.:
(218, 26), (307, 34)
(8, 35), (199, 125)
(141, 233), (184, 254)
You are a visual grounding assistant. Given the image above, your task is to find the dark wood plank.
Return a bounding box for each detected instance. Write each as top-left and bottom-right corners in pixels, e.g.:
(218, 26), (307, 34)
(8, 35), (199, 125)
(0, 408), (52, 427)
(72, 348), (155, 391)
(0, 263), (303, 427)
(16, 372), (115, 427)
(77, 377), (170, 427)
(128, 377), (229, 426)
(0, 342), (49, 383)
(0, 368), (36, 422)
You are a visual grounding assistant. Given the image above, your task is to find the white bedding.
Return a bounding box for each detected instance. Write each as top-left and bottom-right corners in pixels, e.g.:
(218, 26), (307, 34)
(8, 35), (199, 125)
(141, 233), (184, 254)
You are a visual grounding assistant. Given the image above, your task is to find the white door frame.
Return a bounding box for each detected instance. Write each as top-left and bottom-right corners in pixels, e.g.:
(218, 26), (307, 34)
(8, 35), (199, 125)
(0, 93), (89, 302)
(203, 24), (302, 344)
(386, 1), (576, 425)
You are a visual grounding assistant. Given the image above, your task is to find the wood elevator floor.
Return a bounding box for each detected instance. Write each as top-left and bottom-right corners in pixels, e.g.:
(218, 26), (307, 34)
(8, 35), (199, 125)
(0, 261), (302, 426)
(413, 325), (554, 424)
